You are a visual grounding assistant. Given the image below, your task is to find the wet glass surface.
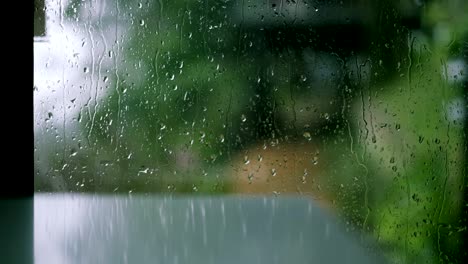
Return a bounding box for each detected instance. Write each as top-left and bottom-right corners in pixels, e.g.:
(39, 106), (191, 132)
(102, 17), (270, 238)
(34, 0), (468, 263)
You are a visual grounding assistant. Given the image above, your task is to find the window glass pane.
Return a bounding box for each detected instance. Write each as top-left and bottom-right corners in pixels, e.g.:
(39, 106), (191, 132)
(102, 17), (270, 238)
(34, 0), (468, 263)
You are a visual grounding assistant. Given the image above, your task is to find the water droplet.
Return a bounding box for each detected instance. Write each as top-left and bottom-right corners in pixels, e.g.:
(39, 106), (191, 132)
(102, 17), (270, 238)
(138, 2), (142, 8)
(103, 76), (109, 82)
(247, 173), (254, 183)
(395, 124), (401, 131)
(257, 155), (263, 162)
(139, 19), (145, 26)
(303, 132), (311, 140)
(70, 149), (77, 157)
(419, 136), (424, 143)
(139, 168), (149, 174)
(243, 156), (250, 165)
(312, 157), (319, 165)
(83, 67), (89, 73)
(210, 154), (217, 162)
(241, 114), (247, 122)
(271, 168), (277, 177)
(390, 157), (395, 163)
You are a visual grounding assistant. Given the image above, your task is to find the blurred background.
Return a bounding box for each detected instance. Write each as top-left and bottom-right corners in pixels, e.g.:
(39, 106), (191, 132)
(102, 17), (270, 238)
(34, 0), (467, 263)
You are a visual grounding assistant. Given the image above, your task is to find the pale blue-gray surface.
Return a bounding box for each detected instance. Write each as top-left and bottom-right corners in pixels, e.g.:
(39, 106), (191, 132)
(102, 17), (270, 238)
(35, 195), (384, 264)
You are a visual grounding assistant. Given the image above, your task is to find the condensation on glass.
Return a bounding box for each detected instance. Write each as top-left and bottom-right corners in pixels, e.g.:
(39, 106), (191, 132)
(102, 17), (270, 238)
(34, 0), (467, 263)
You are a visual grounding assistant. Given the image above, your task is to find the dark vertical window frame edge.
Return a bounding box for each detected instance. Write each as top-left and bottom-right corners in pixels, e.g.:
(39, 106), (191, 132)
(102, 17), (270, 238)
(0, 1), (34, 264)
